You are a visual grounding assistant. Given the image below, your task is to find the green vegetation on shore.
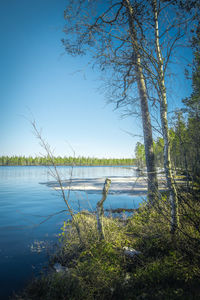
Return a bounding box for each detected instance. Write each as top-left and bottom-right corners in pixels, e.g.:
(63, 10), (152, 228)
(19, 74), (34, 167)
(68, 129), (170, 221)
(15, 187), (200, 300)
(135, 111), (200, 177)
(0, 156), (135, 167)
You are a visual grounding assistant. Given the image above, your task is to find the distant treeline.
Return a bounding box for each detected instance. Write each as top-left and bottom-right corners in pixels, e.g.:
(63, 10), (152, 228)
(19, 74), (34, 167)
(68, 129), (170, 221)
(0, 156), (135, 166)
(135, 112), (200, 177)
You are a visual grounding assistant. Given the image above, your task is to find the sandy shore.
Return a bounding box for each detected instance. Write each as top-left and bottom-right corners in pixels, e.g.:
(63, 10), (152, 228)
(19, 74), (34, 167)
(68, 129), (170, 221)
(41, 175), (168, 195)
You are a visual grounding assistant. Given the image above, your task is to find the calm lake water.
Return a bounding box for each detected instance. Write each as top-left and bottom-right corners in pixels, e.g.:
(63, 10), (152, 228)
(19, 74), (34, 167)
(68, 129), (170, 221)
(0, 166), (144, 299)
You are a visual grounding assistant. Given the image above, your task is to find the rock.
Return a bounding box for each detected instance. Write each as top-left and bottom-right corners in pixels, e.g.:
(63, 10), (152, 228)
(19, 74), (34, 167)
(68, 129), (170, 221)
(53, 263), (69, 274)
(123, 247), (141, 258)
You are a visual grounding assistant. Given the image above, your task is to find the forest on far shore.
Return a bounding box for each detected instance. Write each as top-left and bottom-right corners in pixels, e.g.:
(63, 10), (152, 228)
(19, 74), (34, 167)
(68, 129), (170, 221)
(0, 156), (135, 166)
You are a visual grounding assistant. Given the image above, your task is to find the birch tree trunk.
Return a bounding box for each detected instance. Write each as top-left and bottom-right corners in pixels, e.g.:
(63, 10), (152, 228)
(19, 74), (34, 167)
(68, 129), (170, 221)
(152, 0), (179, 233)
(124, 0), (158, 205)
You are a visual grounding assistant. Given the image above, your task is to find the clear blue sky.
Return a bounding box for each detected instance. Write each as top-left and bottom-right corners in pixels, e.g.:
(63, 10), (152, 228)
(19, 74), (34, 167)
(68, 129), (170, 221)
(0, 0), (192, 158)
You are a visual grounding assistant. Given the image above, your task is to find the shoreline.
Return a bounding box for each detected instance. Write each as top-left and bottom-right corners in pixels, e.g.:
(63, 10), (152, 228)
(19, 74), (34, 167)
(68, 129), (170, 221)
(0, 164), (135, 167)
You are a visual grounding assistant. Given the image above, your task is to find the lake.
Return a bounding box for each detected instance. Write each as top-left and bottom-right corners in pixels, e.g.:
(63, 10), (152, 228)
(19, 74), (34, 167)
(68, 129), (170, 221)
(0, 166), (145, 299)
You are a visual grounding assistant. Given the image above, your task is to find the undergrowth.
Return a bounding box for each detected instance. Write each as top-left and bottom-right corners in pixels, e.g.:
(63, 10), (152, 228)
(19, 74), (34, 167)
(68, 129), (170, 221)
(14, 191), (200, 300)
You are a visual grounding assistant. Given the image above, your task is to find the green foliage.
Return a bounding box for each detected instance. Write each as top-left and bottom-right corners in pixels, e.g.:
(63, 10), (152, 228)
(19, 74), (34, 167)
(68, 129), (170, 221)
(15, 191), (200, 300)
(176, 24), (200, 177)
(14, 272), (86, 300)
(75, 241), (124, 299)
(135, 142), (146, 169)
(133, 25), (200, 177)
(135, 138), (165, 168)
(135, 107), (200, 177)
(0, 155), (135, 166)
(169, 112), (189, 171)
(168, 108), (200, 177)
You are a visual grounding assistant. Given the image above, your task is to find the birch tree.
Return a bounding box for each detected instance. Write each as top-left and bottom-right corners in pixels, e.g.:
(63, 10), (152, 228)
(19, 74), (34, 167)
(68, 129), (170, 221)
(151, 0), (179, 233)
(149, 0), (198, 232)
(126, 0), (196, 233)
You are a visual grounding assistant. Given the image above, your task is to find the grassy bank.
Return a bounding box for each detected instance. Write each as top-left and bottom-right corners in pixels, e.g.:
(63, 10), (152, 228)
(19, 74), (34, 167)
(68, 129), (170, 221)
(14, 187), (200, 300)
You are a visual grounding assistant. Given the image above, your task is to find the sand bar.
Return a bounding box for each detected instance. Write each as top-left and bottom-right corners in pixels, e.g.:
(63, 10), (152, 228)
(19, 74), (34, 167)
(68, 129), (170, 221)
(41, 175), (168, 195)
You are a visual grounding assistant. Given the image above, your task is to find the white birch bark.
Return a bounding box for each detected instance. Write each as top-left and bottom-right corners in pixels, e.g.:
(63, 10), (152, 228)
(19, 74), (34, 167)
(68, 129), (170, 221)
(152, 0), (179, 233)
